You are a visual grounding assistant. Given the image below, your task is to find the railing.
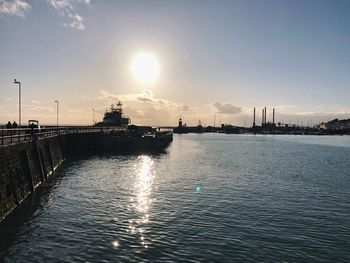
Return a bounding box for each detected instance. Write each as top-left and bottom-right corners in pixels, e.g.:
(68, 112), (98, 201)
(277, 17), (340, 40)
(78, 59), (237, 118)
(0, 127), (104, 146)
(0, 126), (173, 146)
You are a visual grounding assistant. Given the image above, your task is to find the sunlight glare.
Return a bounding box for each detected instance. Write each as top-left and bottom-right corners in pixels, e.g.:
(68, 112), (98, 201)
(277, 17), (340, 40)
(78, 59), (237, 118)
(127, 155), (155, 248)
(112, 240), (119, 248)
(130, 52), (160, 85)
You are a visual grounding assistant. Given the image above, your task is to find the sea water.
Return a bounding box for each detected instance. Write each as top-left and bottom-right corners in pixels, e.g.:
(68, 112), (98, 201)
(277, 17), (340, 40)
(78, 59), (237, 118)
(1, 134), (349, 262)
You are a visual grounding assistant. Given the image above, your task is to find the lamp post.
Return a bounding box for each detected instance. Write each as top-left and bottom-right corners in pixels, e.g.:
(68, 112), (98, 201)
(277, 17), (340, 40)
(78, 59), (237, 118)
(214, 112), (216, 127)
(92, 108), (95, 125)
(54, 100), (59, 131)
(13, 79), (21, 129)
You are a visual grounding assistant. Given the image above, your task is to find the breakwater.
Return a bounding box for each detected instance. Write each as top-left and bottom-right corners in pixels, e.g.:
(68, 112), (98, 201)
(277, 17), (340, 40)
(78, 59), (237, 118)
(0, 130), (172, 222)
(0, 133), (98, 221)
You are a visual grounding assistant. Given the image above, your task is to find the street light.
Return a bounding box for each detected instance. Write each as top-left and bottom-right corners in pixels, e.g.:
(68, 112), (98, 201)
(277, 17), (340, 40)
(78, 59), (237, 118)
(13, 79), (21, 129)
(92, 108), (95, 125)
(54, 100), (59, 131)
(214, 111), (216, 127)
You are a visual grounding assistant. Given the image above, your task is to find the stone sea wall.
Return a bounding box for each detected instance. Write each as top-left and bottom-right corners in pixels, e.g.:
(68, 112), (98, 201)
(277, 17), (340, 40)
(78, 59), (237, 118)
(0, 133), (98, 222)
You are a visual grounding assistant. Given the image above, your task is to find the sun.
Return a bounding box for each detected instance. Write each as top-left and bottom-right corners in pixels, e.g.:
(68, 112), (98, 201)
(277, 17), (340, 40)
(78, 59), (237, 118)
(130, 52), (160, 85)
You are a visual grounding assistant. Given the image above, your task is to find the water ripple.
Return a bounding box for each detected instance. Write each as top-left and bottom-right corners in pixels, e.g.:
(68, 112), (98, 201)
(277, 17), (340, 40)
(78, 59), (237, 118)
(1, 134), (350, 262)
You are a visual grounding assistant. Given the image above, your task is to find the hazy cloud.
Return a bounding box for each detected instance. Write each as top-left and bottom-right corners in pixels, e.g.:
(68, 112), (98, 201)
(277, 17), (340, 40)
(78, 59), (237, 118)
(213, 102), (242, 115)
(98, 90), (118, 101)
(0, 0), (89, 29)
(23, 103), (54, 113)
(125, 105), (171, 126)
(63, 13), (84, 30)
(97, 89), (182, 109)
(31, 99), (42, 104)
(90, 89), (197, 126)
(49, 0), (90, 30)
(137, 96), (154, 103)
(0, 0), (31, 17)
(142, 106), (171, 121)
(123, 105), (143, 118)
(62, 105), (90, 114)
(178, 103), (191, 111)
(136, 90), (157, 103)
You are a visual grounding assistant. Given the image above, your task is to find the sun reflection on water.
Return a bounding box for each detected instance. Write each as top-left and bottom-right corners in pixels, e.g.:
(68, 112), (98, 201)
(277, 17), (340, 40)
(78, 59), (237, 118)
(127, 155), (155, 248)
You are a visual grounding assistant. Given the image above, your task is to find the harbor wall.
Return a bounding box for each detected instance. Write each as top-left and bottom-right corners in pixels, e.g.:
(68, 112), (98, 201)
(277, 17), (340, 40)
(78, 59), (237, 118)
(0, 133), (98, 222)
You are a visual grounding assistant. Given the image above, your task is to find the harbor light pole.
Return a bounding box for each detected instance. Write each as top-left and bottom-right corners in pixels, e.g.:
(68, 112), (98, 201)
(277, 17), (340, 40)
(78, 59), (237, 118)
(54, 100), (59, 131)
(214, 112), (216, 127)
(13, 79), (21, 129)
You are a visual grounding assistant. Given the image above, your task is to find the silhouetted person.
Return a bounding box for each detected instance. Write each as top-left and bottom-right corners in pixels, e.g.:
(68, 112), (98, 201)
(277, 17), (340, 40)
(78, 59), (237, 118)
(6, 121), (12, 129)
(12, 121), (18, 128)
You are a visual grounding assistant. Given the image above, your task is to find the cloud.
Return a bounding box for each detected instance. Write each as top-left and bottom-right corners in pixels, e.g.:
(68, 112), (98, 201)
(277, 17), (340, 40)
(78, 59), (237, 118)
(49, 0), (90, 30)
(97, 89), (178, 108)
(98, 89), (119, 100)
(0, 0), (31, 17)
(23, 103), (54, 113)
(31, 99), (42, 104)
(62, 105), (90, 114)
(178, 103), (191, 111)
(63, 13), (84, 30)
(213, 102), (242, 115)
(123, 105), (143, 118)
(88, 89), (198, 126)
(0, 0), (89, 29)
(124, 105), (171, 126)
(137, 90), (157, 103)
(137, 96), (154, 103)
(142, 106), (171, 121)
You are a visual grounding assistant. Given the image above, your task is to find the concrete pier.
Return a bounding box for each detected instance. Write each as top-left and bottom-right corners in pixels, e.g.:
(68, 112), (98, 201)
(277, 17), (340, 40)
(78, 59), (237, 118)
(0, 129), (172, 222)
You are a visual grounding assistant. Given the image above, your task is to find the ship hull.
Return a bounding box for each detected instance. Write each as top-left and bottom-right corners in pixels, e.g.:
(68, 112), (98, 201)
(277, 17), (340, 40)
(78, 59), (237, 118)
(97, 131), (173, 153)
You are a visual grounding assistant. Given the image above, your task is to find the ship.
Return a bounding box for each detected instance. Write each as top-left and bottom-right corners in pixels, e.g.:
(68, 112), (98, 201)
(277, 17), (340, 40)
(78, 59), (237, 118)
(95, 101), (130, 127)
(94, 101), (173, 152)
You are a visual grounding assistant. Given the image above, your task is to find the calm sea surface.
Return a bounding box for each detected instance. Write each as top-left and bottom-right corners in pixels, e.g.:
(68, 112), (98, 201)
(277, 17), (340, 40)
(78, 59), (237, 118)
(1, 134), (350, 262)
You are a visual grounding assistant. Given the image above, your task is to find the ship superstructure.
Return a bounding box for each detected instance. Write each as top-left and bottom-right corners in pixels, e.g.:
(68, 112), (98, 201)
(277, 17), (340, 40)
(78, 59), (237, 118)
(96, 101), (130, 127)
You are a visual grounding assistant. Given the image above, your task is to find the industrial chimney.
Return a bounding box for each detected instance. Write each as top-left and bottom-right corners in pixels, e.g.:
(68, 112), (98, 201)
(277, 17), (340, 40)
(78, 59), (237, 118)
(273, 108), (275, 125)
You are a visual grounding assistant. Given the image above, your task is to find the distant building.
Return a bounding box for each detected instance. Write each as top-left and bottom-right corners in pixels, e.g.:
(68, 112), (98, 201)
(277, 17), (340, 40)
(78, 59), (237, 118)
(173, 118), (202, 133)
(316, 119), (350, 131)
(326, 118), (350, 130)
(319, 122), (327, 129)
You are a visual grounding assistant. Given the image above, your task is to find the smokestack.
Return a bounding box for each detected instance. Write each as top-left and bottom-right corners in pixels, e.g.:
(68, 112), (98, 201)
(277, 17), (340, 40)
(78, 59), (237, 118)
(264, 107), (267, 124)
(262, 109), (264, 126)
(273, 108), (275, 125)
(253, 108), (256, 127)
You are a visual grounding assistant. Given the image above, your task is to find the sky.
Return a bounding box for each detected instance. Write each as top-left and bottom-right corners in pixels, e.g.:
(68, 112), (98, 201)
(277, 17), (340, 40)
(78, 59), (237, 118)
(0, 0), (349, 127)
